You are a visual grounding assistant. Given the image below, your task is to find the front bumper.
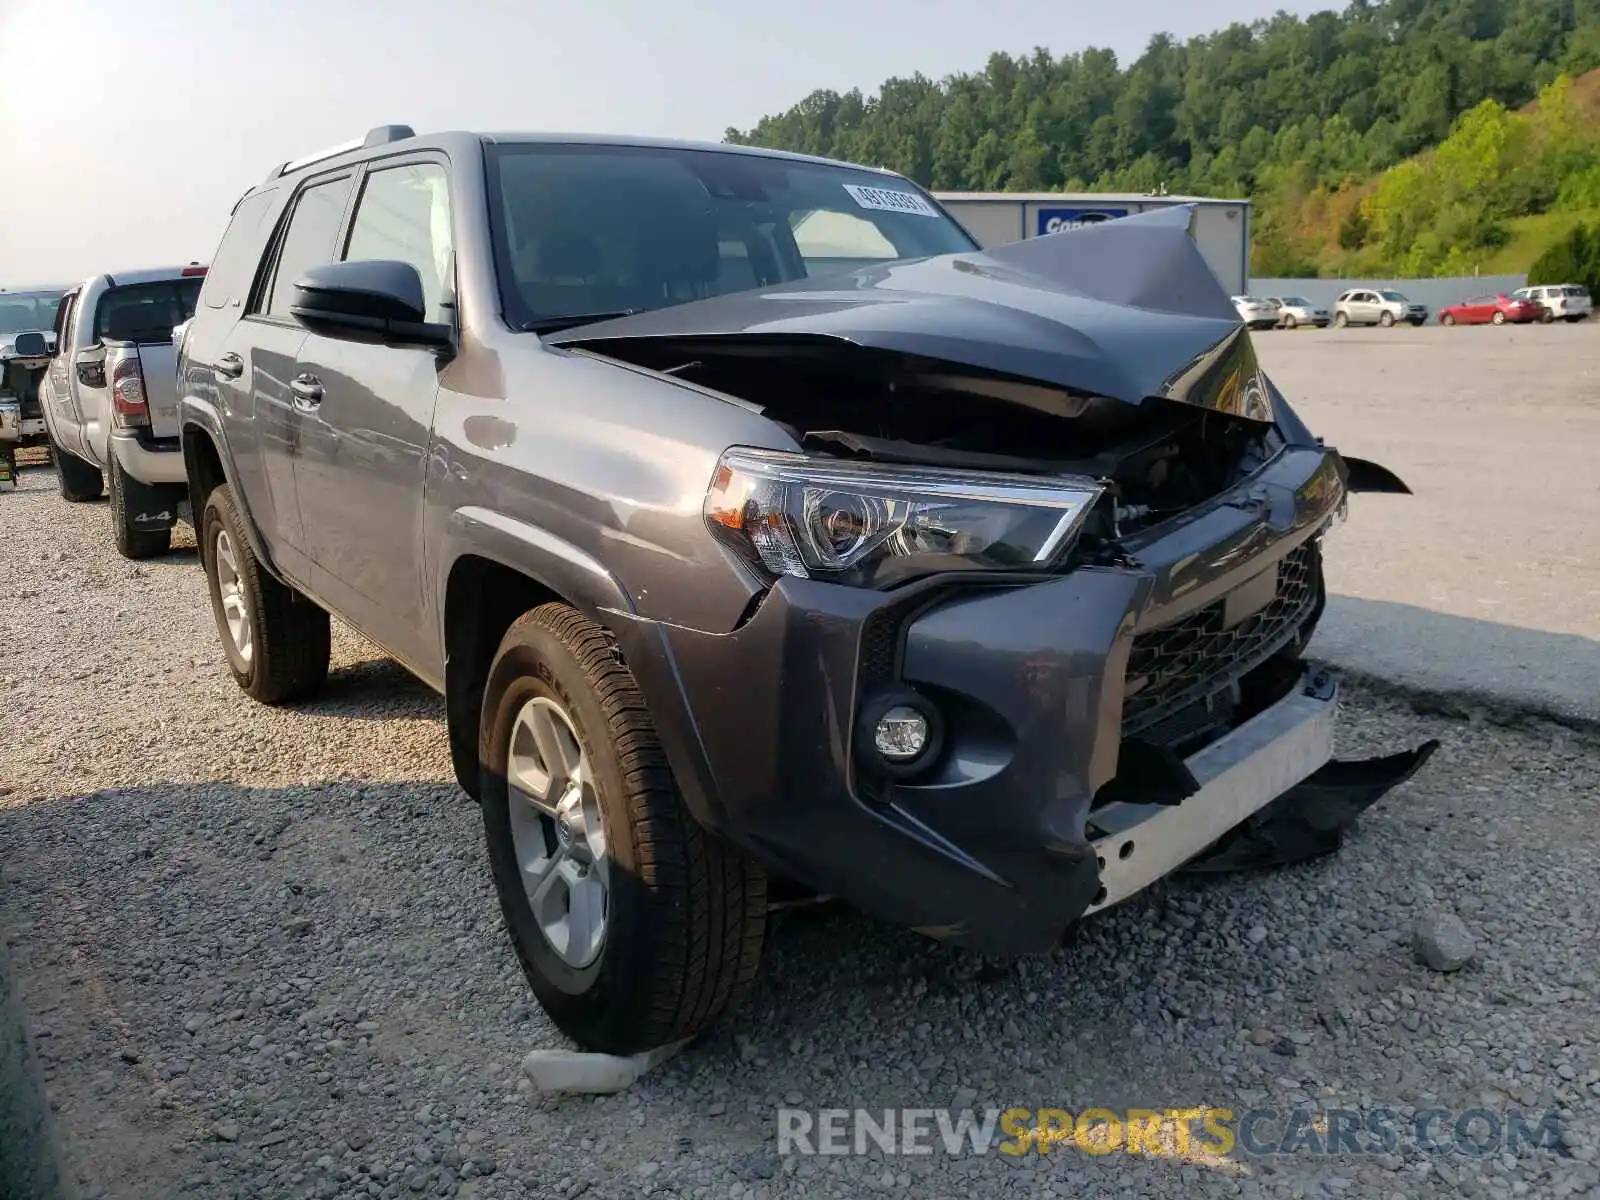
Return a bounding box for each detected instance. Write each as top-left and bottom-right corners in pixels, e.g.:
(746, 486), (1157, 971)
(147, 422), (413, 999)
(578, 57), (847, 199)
(617, 444), (1418, 953)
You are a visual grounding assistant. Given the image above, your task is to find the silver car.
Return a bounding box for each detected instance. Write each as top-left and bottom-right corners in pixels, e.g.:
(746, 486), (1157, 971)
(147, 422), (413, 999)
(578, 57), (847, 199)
(1265, 296), (1330, 329)
(1333, 288), (1429, 328)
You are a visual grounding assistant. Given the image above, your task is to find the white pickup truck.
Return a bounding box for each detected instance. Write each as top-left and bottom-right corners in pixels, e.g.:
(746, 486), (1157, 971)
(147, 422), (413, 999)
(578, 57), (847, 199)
(39, 265), (207, 557)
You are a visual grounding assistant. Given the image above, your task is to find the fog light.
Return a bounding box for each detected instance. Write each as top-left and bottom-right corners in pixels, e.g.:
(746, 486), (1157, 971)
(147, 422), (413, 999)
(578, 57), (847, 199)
(874, 705), (929, 762)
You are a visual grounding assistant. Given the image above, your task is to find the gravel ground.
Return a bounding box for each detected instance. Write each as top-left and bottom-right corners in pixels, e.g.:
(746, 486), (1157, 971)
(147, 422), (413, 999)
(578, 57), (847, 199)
(2, 441), (1598, 1200)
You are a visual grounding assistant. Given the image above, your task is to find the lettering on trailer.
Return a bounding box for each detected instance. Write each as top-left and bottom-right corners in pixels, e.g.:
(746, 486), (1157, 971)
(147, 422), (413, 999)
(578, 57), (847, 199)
(1037, 207), (1130, 236)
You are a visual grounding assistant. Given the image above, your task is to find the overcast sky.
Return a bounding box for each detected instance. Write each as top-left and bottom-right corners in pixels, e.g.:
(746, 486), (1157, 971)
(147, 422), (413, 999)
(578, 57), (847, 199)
(0, 0), (1331, 284)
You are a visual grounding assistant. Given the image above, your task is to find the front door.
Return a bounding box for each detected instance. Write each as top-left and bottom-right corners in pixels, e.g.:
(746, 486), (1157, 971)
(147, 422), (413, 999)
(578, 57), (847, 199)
(292, 158), (455, 668)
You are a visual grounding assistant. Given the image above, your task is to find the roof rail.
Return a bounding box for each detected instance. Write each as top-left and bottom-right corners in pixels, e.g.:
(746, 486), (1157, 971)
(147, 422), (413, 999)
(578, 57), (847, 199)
(364, 124), (415, 147)
(264, 124), (416, 182)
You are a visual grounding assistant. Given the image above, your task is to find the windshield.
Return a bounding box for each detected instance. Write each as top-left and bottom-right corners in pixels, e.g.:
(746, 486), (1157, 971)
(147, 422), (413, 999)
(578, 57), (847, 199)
(1281, 296), (1311, 306)
(0, 290), (64, 336)
(94, 278), (204, 343)
(486, 142), (977, 330)
(1380, 290), (1408, 302)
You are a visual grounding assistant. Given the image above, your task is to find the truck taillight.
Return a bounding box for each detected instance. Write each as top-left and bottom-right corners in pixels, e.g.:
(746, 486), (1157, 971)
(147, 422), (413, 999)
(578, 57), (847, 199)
(110, 355), (150, 428)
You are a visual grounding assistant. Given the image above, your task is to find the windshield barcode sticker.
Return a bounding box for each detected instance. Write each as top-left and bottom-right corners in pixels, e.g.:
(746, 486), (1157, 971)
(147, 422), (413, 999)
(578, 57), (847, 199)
(842, 183), (939, 218)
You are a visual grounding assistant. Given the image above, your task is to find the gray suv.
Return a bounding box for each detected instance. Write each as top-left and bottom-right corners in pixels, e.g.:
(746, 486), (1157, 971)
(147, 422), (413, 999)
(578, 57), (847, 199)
(177, 126), (1433, 1054)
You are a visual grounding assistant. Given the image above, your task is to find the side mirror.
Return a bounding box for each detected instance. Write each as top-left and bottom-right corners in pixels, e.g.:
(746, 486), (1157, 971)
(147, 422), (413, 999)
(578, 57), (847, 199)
(289, 260), (453, 352)
(11, 332), (49, 359)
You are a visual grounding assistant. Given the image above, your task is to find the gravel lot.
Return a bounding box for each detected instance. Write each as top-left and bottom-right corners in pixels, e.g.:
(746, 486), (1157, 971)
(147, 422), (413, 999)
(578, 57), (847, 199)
(3, 330), (1599, 1200)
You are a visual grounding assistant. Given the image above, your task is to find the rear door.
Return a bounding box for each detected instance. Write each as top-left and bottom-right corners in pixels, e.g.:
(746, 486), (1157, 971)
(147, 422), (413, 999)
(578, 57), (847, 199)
(44, 289), (84, 453)
(291, 156), (454, 667)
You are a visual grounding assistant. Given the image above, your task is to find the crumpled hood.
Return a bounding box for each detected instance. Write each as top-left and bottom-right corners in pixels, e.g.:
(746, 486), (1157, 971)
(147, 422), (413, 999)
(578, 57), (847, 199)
(549, 204), (1274, 422)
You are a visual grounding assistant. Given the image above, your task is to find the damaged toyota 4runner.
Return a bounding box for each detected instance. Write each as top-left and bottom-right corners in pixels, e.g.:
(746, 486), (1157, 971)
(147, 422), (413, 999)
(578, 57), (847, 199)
(178, 128), (1436, 1055)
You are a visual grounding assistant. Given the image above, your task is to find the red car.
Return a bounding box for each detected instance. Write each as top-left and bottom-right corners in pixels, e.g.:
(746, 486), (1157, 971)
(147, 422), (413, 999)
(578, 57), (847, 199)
(1439, 292), (1547, 326)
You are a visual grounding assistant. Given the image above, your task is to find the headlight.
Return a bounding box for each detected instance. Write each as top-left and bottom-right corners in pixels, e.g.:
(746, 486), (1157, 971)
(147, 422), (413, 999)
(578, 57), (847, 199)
(704, 447), (1105, 588)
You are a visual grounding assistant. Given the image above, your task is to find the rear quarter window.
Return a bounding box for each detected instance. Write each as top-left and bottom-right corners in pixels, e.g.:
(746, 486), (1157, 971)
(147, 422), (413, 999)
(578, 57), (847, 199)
(200, 189), (279, 311)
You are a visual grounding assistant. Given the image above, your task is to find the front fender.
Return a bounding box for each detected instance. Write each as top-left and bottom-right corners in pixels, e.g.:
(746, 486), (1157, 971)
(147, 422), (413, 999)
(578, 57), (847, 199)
(435, 506), (638, 625)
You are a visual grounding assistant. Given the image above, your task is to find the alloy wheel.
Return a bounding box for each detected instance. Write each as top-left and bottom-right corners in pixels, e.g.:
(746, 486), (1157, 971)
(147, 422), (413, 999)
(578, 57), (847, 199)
(505, 696), (610, 969)
(213, 529), (253, 665)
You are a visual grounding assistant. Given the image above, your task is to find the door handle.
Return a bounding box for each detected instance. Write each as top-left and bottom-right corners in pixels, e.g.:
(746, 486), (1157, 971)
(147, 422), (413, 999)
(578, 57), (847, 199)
(290, 373), (324, 410)
(215, 352), (244, 380)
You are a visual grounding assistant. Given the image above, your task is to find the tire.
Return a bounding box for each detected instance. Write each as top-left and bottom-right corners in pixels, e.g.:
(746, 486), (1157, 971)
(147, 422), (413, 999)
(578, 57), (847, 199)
(1540, 310), (1554, 324)
(1492, 311), (1506, 325)
(1441, 313), (1455, 326)
(1283, 314), (1298, 330)
(480, 603), (766, 1055)
(1333, 311), (1349, 328)
(109, 457), (171, 560)
(53, 441), (103, 502)
(201, 483), (330, 704)
(1379, 311), (1395, 327)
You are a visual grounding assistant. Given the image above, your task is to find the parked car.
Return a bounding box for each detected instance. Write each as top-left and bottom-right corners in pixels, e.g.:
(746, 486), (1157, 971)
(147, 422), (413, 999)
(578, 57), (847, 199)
(1512, 284), (1591, 323)
(1230, 295), (1280, 330)
(1264, 296), (1331, 329)
(177, 126), (1433, 1054)
(38, 265), (208, 557)
(0, 286), (70, 477)
(1438, 292), (1546, 326)
(1332, 288), (1429, 327)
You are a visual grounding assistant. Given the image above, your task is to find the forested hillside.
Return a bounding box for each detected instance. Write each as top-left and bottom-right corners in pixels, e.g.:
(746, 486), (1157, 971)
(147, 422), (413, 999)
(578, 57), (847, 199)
(726, 0), (1600, 278)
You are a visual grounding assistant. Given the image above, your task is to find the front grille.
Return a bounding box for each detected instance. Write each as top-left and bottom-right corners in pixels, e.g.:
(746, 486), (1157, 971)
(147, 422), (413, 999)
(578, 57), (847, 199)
(1122, 540), (1321, 737)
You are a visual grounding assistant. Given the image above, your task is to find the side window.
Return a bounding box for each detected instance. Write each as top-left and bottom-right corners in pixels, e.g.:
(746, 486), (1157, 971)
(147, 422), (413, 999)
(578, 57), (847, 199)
(258, 175), (354, 320)
(201, 189), (278, 311)
(342, 162), (454, 323)
(53, 292), (78, 349)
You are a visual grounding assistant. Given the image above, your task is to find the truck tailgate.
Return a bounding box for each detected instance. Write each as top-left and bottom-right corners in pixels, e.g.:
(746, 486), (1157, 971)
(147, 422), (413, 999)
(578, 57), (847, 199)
(107, 340), (180, 439)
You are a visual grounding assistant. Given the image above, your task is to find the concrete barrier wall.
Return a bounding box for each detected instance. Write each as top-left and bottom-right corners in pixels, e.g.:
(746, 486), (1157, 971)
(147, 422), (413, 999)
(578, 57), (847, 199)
(1249, 275), (1530, 317)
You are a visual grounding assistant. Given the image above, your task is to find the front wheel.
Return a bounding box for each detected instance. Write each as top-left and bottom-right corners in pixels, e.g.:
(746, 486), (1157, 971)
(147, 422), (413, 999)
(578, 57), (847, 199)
(1441, 313), (1456, 326)
(201, 484), (330, 704)
(480, 603), (766, 1055)
(1492, 311), (1507, 325)
(1379, 311), (1395, 327)
(1282, 314), (1298, 330)
(1333, 312), (1349, 328)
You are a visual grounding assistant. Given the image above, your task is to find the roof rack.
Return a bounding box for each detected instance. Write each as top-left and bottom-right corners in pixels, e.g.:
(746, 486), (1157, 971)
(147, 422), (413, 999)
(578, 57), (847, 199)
(266, 124), (416, 181)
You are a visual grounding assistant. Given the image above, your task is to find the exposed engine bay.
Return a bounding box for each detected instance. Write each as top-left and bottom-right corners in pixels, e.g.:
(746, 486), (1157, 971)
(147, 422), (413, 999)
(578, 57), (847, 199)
(577, 336), (1276, 553)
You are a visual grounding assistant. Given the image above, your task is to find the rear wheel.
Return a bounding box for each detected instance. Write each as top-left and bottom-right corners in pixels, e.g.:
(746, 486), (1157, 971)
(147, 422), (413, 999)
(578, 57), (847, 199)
(480, 603), (766, 1055)
(1282, 314), (1298, 330)
(1540, 310), (1555, 324)
(109, 458), (171, 560)
(201, 484), (330, 704)
(53, 441), (103, 502)
(1379, 311), (1395, 327)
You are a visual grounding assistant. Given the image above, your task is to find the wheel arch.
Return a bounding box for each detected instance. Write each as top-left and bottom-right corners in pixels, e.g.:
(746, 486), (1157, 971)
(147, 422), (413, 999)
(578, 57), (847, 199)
(180, 411), (277, 575)
(437, 509), (641, 800)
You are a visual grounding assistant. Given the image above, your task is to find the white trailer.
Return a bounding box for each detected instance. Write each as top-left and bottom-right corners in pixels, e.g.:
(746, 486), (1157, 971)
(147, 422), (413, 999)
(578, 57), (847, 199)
(932, 192), (1253, 297)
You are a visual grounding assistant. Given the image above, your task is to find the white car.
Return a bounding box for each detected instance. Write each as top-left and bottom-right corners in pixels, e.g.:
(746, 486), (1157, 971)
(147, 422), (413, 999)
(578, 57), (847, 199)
(1264, 296), (1331, 329)
(1512, 284), (1591, 323)
(1231, 295), (1279, 330)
